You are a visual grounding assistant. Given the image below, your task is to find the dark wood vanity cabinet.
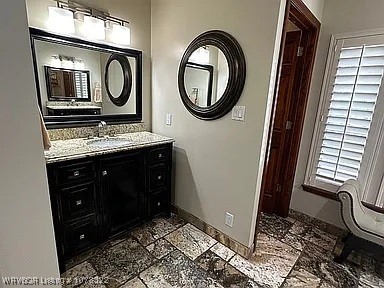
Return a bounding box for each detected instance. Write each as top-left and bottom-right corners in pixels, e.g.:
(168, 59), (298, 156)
(46, 143), (172, 272)
(100, 152), (144, 237)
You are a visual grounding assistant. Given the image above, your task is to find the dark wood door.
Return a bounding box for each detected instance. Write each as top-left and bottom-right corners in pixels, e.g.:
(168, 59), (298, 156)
(261, 31), (302, 216)
(101, 153), (143, 237)
(63, 71), (76, 97)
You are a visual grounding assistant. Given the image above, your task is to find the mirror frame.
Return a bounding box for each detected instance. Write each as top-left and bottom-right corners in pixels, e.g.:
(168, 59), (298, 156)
(44, 66), (92, 102)
(30, 27), (142, 129)
(178, 30), (246, 120)
(105, 54), (133, 107)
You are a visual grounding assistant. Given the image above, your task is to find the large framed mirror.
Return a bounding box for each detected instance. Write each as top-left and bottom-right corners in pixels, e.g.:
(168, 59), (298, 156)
(178, 30), (246, 120)
(30, 28), (142, 128)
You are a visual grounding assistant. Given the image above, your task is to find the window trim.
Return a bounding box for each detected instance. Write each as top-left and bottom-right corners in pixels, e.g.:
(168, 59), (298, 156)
(305, 28), (384, 197)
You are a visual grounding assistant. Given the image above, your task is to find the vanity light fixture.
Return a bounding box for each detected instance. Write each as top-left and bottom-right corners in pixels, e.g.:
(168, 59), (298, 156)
(60, 56), (74, 69)
(50, 0), (131, 45)
(190, 46), (210, 64)
(50, 55), (61, 68)
(47, 6), (75, 35)
(74, 58), (85, 69)
(111, 24), (131, 46)
(83, 15), (105, 40)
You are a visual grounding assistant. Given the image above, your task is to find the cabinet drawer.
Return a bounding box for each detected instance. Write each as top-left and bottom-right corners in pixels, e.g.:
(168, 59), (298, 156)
(149, 190), (167, 217)
(60, 183), (96, 223)
(64, 217), (98, 259)
(149, 146), (169, 164)
(55, 162), (95, 185)
(149, 164), (168, 190)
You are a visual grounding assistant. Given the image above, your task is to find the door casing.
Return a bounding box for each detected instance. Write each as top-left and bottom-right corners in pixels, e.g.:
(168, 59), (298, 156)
(254, 0), (321, 247)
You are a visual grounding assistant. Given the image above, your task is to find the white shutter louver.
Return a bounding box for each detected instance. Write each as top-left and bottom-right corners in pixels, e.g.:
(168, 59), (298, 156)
(74, 72), (89, 99)
(316, 44), (384, 183)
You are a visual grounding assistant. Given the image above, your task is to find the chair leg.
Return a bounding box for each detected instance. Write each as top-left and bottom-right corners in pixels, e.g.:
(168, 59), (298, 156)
(334, 235), (358, 264)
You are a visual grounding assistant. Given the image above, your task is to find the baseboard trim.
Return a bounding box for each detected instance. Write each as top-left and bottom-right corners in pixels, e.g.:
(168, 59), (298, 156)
(172, 205), (252, 259)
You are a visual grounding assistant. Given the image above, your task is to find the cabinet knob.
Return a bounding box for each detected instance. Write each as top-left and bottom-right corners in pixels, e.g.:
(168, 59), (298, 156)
(76, 200), (82, 206)
(79, 234), (85, 240)
(157, 202), (161, 207)
(157, 175), (162, 180)
(102, 170), (108, 176)
(73, 171), (80, 177)
(159, 153), (163, 158)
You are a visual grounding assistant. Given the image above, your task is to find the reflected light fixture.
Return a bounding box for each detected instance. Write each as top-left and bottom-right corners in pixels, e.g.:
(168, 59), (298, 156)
(48, 6), (75, 34)
(190, 47), (210, 64)
(111, 24), (131, 45)
(83, 16), (105, 40)
(50, 55), (62, 67)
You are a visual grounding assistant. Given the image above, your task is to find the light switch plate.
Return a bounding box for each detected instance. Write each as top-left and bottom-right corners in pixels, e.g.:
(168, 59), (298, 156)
(166, 113), (172, 126)
(231, 106), (246, 121)
(225, 212), (234, 227)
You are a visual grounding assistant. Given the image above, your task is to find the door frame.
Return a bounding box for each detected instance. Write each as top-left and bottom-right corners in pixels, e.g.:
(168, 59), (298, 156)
(254, 0), (320, 244)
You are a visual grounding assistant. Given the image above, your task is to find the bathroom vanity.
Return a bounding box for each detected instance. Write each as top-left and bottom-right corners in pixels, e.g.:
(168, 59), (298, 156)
(45, 132), (173, 272)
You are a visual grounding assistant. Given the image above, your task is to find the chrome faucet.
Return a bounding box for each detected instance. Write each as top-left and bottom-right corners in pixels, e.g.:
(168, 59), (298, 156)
(97, 121), (107, 138)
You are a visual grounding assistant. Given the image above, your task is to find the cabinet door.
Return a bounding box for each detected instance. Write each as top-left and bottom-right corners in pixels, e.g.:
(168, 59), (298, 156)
(101, 153), (143, 237)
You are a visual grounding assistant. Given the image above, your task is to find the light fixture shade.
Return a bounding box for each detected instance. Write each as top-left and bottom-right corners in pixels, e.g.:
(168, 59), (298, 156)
(190, 47), (210, 64)
(50, 55), (61, 68)
(83, 16), (105, 40)
(111, 24), (131, 46)
(48, 6), (75, 35)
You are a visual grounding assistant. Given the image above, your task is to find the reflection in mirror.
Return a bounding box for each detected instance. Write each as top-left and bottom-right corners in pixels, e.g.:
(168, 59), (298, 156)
(184, 45), (229, 108)
(185, 63), (213, 107)
(107, 60), (124, 98)
(45, 66), (90, 100)
(34, 39), (136, 117)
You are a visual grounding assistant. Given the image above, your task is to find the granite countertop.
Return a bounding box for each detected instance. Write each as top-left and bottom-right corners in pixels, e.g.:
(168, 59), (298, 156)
(45, 131), (174, 164)
(46, 105), (102, 110)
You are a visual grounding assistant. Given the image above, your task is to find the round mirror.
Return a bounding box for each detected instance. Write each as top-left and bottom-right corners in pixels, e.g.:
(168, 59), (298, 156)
(105, 53), (132, 107)
(108, 60), (124, 98)
(178, 30), (246, 120)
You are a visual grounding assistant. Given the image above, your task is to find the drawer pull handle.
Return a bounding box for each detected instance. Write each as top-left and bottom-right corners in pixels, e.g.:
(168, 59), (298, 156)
(159, 153), (163, 158)
(79, 234), (85, 240)
(157, 202), (161, 206)
(73, 171), (80, 177)
(102, 170), (108, 176)
(157, 175), (162, 180)
(76, 200), (82, 206)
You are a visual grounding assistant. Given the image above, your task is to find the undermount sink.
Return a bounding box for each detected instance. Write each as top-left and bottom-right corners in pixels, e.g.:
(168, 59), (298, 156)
(87, 138), (134, 148)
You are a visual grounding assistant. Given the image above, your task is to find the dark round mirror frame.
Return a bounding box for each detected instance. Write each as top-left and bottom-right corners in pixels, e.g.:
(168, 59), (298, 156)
(105, 53), (133, 107)
(178, 30), (246, 120)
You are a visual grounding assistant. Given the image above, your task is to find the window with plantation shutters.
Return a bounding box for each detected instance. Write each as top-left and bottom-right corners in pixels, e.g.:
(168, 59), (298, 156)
(74, 72), (89, 99)
(306, 31), (384, 195)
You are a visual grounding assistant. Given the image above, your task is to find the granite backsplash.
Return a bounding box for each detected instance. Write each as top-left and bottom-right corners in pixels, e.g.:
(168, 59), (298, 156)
(48, 123), (148, 141)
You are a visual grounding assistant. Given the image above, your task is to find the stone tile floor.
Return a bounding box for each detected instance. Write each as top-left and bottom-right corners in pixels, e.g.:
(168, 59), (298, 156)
(62, 211), (384, 287)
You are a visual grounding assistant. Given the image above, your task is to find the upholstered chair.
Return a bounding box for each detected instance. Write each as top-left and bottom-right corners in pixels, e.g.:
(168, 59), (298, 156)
(335, 179), (384, 263)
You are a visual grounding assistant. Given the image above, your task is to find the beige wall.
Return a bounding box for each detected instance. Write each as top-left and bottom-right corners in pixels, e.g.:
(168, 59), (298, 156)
(25, 0), (152, 129)
(291, 0), (384, 227)
(151, 0), (284, 247)
(302, 0), (324, 21)
(0, 0), (60, 284)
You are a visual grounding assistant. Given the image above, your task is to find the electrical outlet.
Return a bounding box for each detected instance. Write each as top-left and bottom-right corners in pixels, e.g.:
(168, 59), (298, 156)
(166, 113), (172, 126)
(225, 212), (234, 227)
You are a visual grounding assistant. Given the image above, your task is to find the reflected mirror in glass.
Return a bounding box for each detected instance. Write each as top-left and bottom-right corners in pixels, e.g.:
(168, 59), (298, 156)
(183, 45), (229, 107)
(107, 59), (124, 98)
(45, 66), (90, 100)
(34, 39), (136, 117)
